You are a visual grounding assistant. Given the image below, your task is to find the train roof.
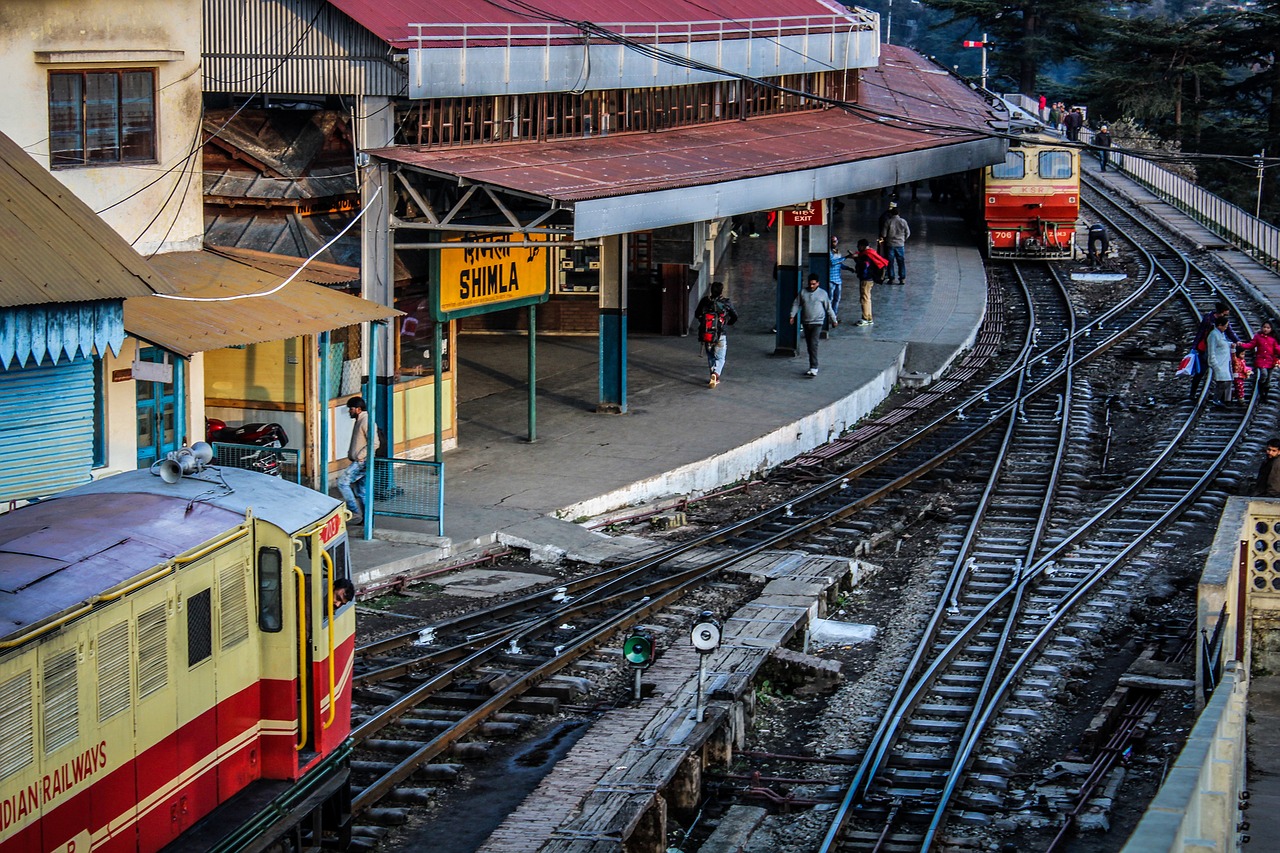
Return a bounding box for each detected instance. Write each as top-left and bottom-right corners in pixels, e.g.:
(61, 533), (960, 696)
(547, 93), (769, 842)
(0, 467), (341, 644)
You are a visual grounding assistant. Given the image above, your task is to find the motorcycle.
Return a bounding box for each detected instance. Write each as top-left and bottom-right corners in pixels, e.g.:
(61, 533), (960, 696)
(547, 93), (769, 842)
(205, 419), (289, 477)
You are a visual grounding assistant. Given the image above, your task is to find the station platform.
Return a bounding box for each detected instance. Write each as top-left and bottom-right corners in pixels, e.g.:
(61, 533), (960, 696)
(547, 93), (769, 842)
(349, 193), (988, 587)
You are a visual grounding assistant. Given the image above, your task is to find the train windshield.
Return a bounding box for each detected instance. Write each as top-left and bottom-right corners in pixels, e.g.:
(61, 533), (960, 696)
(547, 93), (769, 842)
(1038, 150), (1073, 179)
(991, 151), (1024, 179)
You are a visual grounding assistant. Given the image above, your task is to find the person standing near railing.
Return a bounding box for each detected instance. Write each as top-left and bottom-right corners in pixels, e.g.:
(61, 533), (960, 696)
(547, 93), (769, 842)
(1095, 125), (1113, 172)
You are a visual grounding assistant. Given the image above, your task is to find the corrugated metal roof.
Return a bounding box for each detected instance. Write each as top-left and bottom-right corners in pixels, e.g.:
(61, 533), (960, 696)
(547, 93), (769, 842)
(203, 0), (407, 96)
(369, 45), (997, 204)
(205, 245), (360, 286)
(331, 0), (859, 45)
(0, 131), (174, 308)
(204, 210), (363, 268)
(124, 250), (399, 357)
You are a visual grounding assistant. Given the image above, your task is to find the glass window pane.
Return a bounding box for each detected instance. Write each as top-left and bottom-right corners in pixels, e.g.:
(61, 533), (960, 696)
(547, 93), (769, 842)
(1039, 150), (1073, 179)
(49, 73), (85, 167)
(120, 71), (155, 161)
(84, 72), (120, 163)
(991, 151), (1024, 179)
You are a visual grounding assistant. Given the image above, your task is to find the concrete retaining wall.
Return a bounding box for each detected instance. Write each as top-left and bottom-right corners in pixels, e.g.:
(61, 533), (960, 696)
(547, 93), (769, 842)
(1122, 662), (1246, 852)
(556, 348), (905, 521)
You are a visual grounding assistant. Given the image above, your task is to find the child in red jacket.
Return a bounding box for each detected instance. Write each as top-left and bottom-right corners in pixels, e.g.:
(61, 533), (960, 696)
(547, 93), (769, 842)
(1239, 319), (1280, 403)
(1233, 318), (1274, 402)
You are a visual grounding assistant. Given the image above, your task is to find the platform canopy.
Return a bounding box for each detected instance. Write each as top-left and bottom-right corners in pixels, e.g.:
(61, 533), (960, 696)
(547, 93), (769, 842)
(369, 45), (1007, 240)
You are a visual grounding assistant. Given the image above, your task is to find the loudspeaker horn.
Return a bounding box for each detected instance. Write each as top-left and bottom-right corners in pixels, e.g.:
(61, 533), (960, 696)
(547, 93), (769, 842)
(159, 459), (183, 484)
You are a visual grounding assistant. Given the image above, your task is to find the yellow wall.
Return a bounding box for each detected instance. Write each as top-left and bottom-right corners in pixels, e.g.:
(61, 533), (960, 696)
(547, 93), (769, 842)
(205, 340), (305, 405)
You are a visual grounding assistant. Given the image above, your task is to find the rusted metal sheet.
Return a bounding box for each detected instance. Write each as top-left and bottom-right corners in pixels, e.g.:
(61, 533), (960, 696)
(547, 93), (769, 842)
(0, 131), (173, 308)
(331, 0), (863, 45)
(125, 250), (399, 357)
(205, 246), (360, 287)
(370, 46), (997, 204)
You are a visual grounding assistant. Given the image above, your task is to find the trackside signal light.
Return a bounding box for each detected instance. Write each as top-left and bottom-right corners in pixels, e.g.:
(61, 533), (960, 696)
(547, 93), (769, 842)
(963, 40), (987, 48)
(623, 631), (655, 669)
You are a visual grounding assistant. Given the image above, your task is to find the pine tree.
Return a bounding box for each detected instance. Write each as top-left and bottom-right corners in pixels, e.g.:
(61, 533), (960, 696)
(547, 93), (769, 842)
(919, 0), (1109, 95)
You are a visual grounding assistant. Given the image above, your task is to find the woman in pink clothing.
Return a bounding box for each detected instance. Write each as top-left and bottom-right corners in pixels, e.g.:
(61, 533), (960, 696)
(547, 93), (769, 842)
(1239, 319), (1280, 403)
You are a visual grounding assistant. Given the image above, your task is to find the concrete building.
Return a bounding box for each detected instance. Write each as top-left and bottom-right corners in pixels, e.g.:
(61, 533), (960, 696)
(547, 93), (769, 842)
(0, 0), (397, 500)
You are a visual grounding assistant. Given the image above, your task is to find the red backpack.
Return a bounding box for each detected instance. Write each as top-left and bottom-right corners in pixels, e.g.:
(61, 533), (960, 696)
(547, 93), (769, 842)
(698, 300), (727, 344)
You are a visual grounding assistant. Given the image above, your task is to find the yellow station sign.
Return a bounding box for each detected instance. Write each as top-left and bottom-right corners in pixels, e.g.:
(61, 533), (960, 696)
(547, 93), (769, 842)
(437, 234), (550, 317)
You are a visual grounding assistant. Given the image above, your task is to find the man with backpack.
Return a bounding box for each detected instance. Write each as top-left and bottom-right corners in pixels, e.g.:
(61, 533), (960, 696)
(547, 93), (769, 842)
(338, 395), (381, 525)
(852, 239), (888, 326)
(694, 281), (738, 388)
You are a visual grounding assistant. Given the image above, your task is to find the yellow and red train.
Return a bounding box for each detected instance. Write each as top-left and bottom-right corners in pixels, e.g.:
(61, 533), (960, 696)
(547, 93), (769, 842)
(0, 464), (355, 852)
(983, 133), (1080, 259)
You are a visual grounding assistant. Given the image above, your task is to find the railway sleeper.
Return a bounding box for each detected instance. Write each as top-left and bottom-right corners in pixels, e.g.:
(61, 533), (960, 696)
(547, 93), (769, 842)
(973, 754), (1018, 775)
(840, 830), (926, 848)
(1000, 706), (1044, 723)
(896, 751), (955, 768)
(885, 768), (948, 786)
(397, 718), (525, 738)
(360, 807), (410, 827)
(955, 791), (1002, 814)
(385, 787), (437, 805)
(966, 773), (1010, 791)
(915, 703), (974, 718)
(426, 690), (561, 715)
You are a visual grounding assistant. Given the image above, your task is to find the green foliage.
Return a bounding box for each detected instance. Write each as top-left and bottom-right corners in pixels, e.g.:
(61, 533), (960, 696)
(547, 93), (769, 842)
(919, 0), (1111, 94)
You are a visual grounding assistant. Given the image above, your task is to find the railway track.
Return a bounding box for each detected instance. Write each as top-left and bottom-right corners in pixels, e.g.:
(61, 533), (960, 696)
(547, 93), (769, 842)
(344, 176), (1268, 851)
(816, 177), (1259, 851)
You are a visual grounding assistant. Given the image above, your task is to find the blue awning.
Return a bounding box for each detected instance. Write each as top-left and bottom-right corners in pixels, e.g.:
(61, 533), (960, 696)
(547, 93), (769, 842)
(0, 300), (124, 369)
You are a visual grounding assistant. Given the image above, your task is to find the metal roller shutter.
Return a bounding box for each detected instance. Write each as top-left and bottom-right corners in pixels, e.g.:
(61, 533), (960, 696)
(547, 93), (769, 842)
(0, 358), (94, 501)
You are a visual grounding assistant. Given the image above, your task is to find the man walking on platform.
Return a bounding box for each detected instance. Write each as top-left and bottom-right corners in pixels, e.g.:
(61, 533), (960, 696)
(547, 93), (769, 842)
(693, 280), (738, 388)
(338, 396), (380, 525)
(882, 207), (911, 285)
(790, 274), (838, 376)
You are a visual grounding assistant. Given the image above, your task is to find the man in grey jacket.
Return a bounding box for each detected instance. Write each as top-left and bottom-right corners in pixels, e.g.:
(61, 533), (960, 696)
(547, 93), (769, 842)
(790, 274), (839, 376)
(882, 208), (911, 285)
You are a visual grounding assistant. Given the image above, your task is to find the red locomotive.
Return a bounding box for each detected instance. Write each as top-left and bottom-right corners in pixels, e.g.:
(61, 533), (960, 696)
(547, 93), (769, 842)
(984, 133), (1080, 258)
(0, 462), (356, 851)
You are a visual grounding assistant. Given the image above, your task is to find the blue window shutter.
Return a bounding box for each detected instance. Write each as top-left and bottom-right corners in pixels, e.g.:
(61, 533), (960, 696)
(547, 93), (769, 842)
(0, 358), (95, 501)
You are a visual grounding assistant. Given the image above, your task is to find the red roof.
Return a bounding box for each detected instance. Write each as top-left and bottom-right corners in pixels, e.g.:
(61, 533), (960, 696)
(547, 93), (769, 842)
(330, 0), (860, 45)
(368, 45), (997, 204)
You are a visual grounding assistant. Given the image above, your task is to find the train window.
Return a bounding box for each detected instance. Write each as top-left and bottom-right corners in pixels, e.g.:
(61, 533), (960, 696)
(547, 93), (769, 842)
(137, 601), (169, 698)
(97, 621), (132, 722)
(258, 546), (284, 633)
(188, 588), (213, 667)
(991, 151), (1024, 179)
(43, 649), (79, 754)
(0, 671), (34, 781)
(220, 563), (250, 650)
(1039, 151), (1073, 179)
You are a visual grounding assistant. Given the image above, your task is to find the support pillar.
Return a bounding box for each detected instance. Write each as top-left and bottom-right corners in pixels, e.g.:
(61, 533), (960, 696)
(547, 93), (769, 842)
(774, 219), (802, 357)
(625, 792), (667, 853)
(598, 233), (628, 414)
(668, 752), (703, 820)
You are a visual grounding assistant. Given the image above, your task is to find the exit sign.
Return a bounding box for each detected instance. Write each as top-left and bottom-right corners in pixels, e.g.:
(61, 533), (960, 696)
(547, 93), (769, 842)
(782, 202), (824, 226)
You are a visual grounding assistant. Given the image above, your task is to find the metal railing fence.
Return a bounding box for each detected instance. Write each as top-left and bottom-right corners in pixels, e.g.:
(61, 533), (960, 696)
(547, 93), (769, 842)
(370, 457), (444, 537)
(211, 442), (302, 484)
(1094, 137), (1280, 273)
